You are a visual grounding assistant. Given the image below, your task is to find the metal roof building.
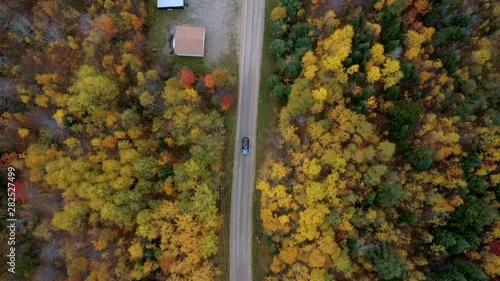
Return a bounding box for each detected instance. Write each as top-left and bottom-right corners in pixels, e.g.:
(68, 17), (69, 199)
(157, 0), (185, 9)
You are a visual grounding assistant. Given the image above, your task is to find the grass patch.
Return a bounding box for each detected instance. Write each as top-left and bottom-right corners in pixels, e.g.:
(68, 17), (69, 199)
(255, 0), (277, 170)
(218, 32), (240, 75)
(146, 1), (186, 63)
(253, 0), (278, 279)
(216, 0), (241, 75)
(170, 56), (211, 74)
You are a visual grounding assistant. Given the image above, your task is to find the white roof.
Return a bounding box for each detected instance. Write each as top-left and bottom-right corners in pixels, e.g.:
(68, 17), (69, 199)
(157, 0), (184, 8)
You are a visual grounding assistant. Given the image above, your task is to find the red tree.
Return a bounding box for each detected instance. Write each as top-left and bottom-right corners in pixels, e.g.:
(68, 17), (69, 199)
(178, 69), (196, 89)
(220, 94), (234, 111)
(491, 240), (500, 256)
(204, 73), (215, 89)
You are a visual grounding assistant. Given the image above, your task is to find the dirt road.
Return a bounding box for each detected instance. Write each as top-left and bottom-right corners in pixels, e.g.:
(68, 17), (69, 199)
(229, 0), (265, 279)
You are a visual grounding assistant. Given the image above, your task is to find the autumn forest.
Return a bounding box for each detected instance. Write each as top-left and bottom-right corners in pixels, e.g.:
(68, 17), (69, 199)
(258, 0), (499, 279)
(0, 0), (499, 280)
(1, 0), (235, 279)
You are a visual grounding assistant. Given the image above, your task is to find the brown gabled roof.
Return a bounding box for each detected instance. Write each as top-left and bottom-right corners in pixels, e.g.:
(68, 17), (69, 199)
(174, 26), (205, 57)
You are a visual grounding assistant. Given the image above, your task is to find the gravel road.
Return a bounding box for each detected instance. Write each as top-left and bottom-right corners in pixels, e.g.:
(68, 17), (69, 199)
(229, 0), (265, 279)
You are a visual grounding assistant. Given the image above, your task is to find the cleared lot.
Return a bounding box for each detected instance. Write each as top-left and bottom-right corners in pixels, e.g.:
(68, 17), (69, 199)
(151, 0), (240, 65)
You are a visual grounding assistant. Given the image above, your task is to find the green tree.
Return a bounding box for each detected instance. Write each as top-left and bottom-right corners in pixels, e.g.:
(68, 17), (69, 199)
(397, 210), (416, 225)
(450, 196), (498, 232)
(376, 183), (403, 208)
(384, 85), (400, 101)
(455, 98), (479, 118)
(363, 165), (388, 186)
(400, 62), (420, 86)
(386, 0), (407, 14)
(132, 157), (157, 180)
(380, 10), (405, 52)
(466, 175), (489, 195)
(386, 101), (422, 140)
(442, 51), (460, 74)
(270, 39), (289, 58)
(423, 0), (472, 46)
(366, 244), (406, 280)
(433, 260), (487, 281)
(407, 146), (435, 171)
(121, 108), (141, 128)
(288, 22), (313, 51)
(267, 74), (281, 89)
(272, 82), (291, 102)
(279, 0), (303, 22)
(433, 229), (471, 255)
(285, 56), (302, 78)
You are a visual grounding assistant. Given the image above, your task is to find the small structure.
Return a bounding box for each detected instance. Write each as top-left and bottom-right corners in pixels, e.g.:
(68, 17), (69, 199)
(173, 26), (206, 57)
(157, 0), (185, 9)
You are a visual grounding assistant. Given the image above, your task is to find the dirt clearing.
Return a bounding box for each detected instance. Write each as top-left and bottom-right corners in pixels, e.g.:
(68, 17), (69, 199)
(155, 0), (240, 65)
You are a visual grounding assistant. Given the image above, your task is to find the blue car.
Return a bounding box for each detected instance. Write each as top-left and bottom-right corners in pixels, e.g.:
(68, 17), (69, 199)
(242, 137), (249, 155)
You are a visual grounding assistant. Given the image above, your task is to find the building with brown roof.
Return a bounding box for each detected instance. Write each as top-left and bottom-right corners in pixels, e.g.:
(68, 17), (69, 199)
(173, 26), (206, 57)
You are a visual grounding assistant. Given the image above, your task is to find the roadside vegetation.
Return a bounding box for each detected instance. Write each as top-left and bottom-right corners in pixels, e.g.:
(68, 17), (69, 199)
(0, 0), (237, 279)
(257, 0), (500, 279)
(253, 0), (280, 278)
